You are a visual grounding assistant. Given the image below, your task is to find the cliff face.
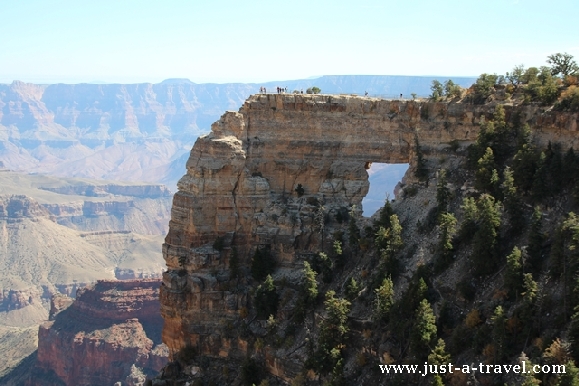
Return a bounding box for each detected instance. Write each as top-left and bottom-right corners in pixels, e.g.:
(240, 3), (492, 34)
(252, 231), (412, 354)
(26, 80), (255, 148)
(160, 94), (579, 381)
(28, 279), (168, 386)
(0, 172), (172, 376)
(0, 80), (257, 188)
(0, 174), (170, 303)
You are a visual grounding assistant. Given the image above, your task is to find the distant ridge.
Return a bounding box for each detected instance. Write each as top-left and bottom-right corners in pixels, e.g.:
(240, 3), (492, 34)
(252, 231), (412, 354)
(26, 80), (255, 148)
(161, 78), (195, 84)
(0, 75), (477, 189)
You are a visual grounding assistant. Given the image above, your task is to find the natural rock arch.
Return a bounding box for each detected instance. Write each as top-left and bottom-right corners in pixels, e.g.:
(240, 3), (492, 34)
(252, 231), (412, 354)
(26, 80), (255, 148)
(160, 93), (579, 363)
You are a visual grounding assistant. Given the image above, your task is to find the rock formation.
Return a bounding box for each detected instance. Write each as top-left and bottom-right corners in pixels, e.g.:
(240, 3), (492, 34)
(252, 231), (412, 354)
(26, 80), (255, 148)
(26, 279), (168, 386)
(160, 94), (579, 381)
(0, 172), (171, 376)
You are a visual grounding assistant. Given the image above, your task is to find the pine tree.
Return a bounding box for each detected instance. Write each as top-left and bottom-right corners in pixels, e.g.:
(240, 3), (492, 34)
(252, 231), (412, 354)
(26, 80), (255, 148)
(414, 137), (429, 182)
(522, 273), (538, 306)
(472, 194), (502, 275)
(560, 213), (579, 319)
(411, 299), (437, 355)
(374, 277), (394, 321)
(556, 360), (579, 386)
(502, 166), (524, 230)
(475, 147), (496, 193)
(491, 306), (507, 363)
(515, 352), (541, 386)
(376, 197), (394, 230)
(432, 374), (444, 386)
(569, 309), (579, 363)
(531, 152), (549, 202)
(513, 140), (539, 192)
(375, 214), (403, 276)
(505, 246), (523, 297)
(428, 338), (451, 366)
(435, 212), (457, 271)
(528, 207), (544, 273)
(301, 261), (318, 306)
(345, 277), (360, 300)
(316, 291), (351, 373)
(255, 275), (279, 319)
(459, 197), (478, 239)
(386, 214), (403, 256)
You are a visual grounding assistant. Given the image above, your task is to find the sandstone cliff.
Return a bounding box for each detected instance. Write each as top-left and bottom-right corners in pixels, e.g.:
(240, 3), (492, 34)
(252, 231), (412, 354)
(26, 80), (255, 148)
(22, 279), (168, 386)
(158, 94), (579, 384)
(0, 172), (171, 376)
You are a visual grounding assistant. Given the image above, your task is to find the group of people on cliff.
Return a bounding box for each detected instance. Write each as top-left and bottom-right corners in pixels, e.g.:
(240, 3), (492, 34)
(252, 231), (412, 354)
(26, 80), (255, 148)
(259, 86), (292, 94)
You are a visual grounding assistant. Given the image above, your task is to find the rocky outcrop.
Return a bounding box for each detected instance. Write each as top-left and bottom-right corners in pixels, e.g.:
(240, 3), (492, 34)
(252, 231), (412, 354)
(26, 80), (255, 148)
(27, 279), (168, 386)
(0, 195), (52, 219)
(0, 287), (44, 311)
(160, 94), (579, 380)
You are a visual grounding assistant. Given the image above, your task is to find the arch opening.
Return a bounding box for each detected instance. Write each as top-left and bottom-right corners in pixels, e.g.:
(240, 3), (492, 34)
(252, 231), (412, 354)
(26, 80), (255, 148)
(362, 162), (409, 217)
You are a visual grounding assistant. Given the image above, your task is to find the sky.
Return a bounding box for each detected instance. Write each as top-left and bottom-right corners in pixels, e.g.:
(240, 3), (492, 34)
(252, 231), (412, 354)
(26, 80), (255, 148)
(1, 0), (578, 84)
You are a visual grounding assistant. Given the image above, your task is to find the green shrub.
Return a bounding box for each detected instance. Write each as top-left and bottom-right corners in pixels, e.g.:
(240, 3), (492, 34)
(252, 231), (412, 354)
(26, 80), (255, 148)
(472, 73), (498, 104)
(345, 277), (360, 300)
(255, 275), (279, 319)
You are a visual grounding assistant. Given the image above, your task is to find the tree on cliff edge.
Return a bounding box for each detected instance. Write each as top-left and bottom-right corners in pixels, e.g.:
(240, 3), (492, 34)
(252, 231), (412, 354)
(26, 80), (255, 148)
(548, 52), (579, 77)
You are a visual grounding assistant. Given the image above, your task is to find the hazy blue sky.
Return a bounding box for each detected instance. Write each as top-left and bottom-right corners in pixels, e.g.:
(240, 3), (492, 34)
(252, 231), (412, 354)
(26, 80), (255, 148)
(1, 0), (578, 84)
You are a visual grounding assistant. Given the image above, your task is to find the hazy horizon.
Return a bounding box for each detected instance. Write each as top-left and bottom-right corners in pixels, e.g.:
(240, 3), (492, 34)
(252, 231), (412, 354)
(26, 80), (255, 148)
(1, 74), (481, 86)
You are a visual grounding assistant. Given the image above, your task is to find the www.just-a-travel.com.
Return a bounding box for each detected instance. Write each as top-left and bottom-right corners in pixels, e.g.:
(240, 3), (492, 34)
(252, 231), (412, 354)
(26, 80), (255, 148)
(378, 363), (567, 376)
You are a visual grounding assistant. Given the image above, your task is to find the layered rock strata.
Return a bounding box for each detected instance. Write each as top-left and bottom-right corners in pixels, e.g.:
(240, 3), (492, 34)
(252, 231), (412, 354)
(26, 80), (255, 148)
(160, 94), (579, 379)
(28, 279), (168, 386)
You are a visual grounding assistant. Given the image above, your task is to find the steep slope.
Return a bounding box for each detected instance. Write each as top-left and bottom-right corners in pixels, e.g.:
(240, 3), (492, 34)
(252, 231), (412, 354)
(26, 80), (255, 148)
(155, 93), (579, 385)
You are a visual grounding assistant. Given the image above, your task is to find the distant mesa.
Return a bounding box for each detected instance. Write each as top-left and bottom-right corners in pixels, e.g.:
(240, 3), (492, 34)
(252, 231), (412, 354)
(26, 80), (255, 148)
(161, 78), (195, 84)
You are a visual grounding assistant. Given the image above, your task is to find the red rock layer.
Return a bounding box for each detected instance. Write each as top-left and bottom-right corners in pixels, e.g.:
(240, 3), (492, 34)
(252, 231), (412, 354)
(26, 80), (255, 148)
(29, 279), (168, 386)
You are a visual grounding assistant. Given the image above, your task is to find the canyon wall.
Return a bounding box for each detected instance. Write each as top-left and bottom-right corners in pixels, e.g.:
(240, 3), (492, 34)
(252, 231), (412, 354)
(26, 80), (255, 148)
(0, 174), (171, 306)
(0, 172), (171, 377)
(160, 94), (579, 380)
(27, 279), (168, 386)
